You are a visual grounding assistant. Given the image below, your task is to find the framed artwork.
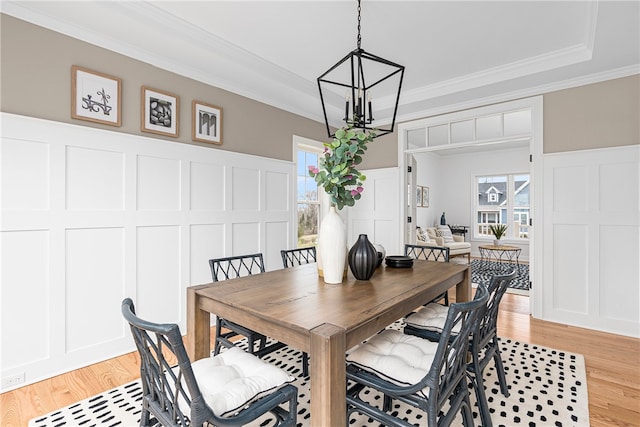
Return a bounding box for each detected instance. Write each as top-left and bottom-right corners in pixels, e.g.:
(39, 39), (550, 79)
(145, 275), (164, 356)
(71, 66), (121, 126)
(192, 101), (222, 144)
(422, 186), (430, 208)
(416, 186), (423, 207)
(141, 86), (179, 137)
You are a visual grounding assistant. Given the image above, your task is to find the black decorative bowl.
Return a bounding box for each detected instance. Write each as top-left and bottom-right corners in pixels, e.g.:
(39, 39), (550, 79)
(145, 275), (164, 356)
(385, 255), (414, 268)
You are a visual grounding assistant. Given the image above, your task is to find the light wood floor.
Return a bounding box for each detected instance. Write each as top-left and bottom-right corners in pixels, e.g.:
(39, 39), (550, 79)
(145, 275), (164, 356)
(2, 292), (639, 427)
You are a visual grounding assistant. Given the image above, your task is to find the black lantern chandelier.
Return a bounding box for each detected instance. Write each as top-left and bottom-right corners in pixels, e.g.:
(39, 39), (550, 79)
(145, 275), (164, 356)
(317, 0), (405, 138)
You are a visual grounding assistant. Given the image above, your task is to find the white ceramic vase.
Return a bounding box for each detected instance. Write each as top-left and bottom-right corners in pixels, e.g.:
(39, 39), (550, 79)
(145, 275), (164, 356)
(317, 206), (347, 284)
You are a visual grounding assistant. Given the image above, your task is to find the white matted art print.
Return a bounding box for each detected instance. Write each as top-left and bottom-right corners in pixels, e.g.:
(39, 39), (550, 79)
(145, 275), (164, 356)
(422, 186), (429, 208)
(192, 101), (222, 144)
(141, 86), (179, 137)
(71, 66), (121, 126)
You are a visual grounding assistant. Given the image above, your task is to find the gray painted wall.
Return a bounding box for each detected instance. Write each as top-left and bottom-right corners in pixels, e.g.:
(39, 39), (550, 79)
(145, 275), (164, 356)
(0, 14), (328, 162)
(544, 75), (640, 153)
(1, 14), (638, 168)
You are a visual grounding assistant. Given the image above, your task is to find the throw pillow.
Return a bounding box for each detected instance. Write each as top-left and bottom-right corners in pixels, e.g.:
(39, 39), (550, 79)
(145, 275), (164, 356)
(436, 225), (454, 243)
(417, 227), (429, 242)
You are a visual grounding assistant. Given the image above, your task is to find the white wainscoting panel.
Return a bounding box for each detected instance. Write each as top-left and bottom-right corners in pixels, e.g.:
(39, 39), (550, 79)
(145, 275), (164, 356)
(66, 146), (124, 211)
(190, 161), (225, 211)
(189, 224), (225, 284)
(232, 167), (260, 211)
(551, 224), (588, 314)
(136, 226), (181, 323)
(599, 225), (639, 324)
(600, 161), (638, 212)
(1, 230), (50, 366)
(137, 155), (181, 211)
(232, 222), (261, 257)
(265, 221), (289, 270)
(65, 227), (125, 352)
(552, 165), (588, 212)
(543, 145), (639, 337)
(265, 171), (289, 212)
(0, 113), (294, 391)
(1, 138), (49, 211)
(347, 168), (401, 257)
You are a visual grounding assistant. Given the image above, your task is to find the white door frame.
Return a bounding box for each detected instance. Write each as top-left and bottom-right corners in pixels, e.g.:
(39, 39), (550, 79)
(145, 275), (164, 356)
(397, 96), (543, 318)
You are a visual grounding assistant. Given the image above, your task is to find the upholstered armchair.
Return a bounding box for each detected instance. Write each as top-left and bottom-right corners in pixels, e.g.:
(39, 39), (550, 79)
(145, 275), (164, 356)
(417, 226), (471, 263)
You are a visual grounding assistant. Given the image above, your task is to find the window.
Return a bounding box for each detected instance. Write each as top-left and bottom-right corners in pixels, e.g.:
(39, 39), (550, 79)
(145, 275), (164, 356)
(296, 146), (321, 247)
(475, 174), (529, 240)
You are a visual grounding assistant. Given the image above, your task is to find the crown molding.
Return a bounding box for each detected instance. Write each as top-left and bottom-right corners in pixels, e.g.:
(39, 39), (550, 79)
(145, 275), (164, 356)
(397, 43), (593, 108)
(1, 1), (321, 121)
(3, 0), (633, 129)
(395, 65), (640, 126)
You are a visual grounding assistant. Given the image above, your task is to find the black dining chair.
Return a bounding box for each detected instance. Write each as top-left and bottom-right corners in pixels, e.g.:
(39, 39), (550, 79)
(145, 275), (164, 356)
(404, 270), (517, 427)
(121, 298), (298, 427)
(345, 283), (489, 427)
(280, 246), (316, 268)
(405, 243), (451, 305)
(280, 247), (315, 376)
(209, 253), (285, 357)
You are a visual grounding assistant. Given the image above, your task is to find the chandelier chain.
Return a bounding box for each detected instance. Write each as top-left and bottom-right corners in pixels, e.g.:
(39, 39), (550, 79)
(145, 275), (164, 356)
(357, 0), (361, 49)
(317, 0), (404, 138)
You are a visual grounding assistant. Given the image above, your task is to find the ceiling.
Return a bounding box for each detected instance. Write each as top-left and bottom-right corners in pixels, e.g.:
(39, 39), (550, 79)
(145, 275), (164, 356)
(3, 1), (639, 130)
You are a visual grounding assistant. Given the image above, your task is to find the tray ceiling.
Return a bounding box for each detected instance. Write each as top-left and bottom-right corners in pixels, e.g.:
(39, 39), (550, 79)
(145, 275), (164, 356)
(2, 1), (639, 128)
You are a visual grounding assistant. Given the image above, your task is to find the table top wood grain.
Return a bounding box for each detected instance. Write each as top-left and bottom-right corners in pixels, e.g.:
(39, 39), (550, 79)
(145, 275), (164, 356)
(192, 260), (469, 349)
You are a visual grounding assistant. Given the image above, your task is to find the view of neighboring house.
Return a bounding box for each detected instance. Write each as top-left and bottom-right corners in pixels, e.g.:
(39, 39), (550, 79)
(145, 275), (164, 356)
(477, 176), (530, 238)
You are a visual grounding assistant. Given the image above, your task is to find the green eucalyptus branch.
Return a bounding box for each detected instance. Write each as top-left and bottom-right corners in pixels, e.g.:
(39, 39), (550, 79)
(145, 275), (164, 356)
(308, 125), (377, 210)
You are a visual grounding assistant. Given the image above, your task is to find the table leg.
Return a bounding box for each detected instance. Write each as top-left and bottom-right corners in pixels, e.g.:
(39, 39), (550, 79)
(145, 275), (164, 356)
(310, 323), (346, 427)
(187, 287), (210, 361)
(456, 266), (472, 302)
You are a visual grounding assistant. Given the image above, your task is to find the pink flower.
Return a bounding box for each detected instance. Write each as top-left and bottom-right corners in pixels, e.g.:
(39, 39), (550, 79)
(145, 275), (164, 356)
(308, 165), (319, 174)
(345, 174), (353, 180)
(357, 186), (364, 193)
(350, 189), (359, 196)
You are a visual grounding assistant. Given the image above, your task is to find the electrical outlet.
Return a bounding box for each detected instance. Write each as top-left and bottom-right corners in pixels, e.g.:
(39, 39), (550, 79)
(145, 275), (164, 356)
(2, 372), (25, 388)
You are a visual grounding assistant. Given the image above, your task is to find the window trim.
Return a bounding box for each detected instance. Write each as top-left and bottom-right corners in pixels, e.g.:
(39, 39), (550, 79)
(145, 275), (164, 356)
(294, 136), (325, 248)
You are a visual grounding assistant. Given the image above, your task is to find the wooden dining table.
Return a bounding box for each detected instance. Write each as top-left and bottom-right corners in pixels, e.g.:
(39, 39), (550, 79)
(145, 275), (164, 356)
(187, 259), (471, 427)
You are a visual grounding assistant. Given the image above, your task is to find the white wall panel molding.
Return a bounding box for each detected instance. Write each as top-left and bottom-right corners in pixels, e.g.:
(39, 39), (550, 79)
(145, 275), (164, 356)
(190, 161), (225, 211)
(0, 113), (294, 391)
(347, 168), (401, 257)
(542, 145), (639, 338)
(66, 146), (125, 211)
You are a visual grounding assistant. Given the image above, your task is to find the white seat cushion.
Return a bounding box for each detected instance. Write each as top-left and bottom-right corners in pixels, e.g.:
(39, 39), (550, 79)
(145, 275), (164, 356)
(446, 241), (471, 251)
(346, 329), (438, 393)
(405, 303), (461, 334)
(184, 347), (295, 416)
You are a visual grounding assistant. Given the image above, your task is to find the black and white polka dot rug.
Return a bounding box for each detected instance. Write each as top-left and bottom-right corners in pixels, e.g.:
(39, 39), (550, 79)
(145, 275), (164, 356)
(29, 326), (588, 427)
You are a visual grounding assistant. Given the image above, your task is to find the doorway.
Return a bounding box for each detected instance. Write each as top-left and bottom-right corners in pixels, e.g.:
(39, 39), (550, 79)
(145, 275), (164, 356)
(398, 96), (543, 316)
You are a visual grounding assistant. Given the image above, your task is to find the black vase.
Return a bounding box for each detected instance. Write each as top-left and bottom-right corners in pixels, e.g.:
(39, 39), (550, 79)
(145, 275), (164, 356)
(348, 234), (379, 280)
(440, 212), (446, 225)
